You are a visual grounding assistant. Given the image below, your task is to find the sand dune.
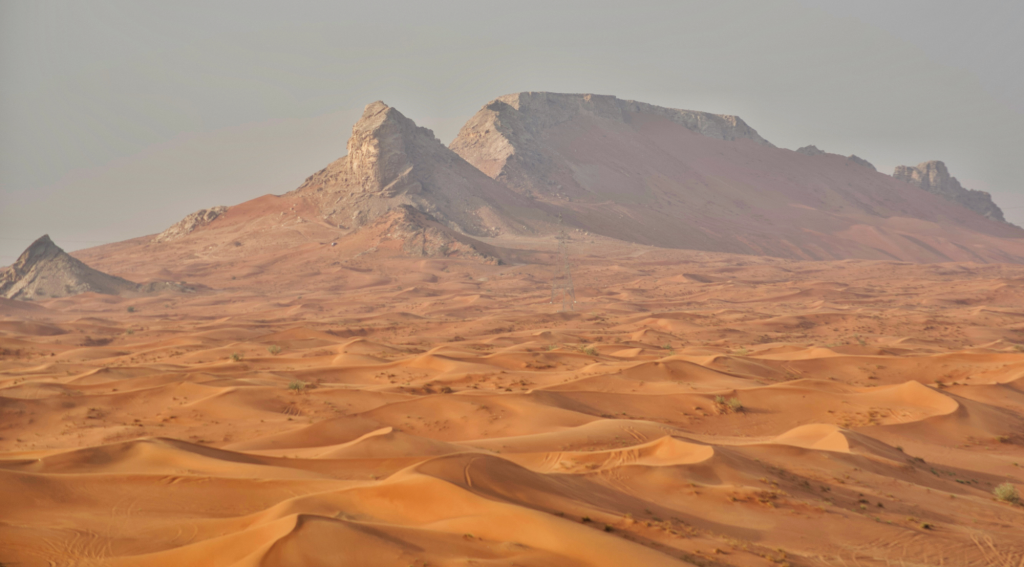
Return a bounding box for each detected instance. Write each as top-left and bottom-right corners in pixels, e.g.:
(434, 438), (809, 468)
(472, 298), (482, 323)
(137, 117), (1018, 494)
(3, 247), (1024, 566)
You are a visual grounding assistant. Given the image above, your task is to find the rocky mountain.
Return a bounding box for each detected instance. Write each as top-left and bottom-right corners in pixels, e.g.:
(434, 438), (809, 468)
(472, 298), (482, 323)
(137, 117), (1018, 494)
(893, 161), (1006, 222)
(1, 235), (143, 300)
(154, 206), (228, 242)
(73, 102), (544, 287)
(291, 101), (551, 237)
(75, 93), (1024, 277)
(451, 92), (1024, 262)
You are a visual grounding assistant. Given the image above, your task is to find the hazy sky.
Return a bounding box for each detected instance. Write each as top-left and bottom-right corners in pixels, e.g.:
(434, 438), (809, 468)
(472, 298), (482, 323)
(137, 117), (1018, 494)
(2, 0), (1023, 265)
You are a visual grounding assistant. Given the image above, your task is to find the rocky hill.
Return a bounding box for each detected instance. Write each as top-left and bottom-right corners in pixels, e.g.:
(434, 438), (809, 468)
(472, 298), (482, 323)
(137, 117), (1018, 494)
(1, 235), (143, 300)
(451, 92), (1024, 262)
(291, 101), (552, 237)
(893, 160), (1006, 222)
(75, 93), (1024, 276)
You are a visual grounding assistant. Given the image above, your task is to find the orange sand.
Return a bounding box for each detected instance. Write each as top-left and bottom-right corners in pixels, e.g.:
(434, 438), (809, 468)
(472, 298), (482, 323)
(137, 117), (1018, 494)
(3, 245), (1024, 566)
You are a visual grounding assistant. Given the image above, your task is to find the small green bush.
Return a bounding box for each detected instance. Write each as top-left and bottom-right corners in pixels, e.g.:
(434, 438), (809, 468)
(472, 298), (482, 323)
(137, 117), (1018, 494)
(727, 397), (744, 412)
(994, 483), (1020, 504)
(126, 306), (135, 313)
(267, 345), (282, 355)
(288, 380), (306, 391)
(582, 345), (598, 356)
(230, 353), (243, 362)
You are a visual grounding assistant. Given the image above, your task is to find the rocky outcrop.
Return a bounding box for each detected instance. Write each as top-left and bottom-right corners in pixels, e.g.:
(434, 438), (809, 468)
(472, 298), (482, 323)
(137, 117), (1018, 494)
(367, 205), (520, 264)
(1, 235), (197, 300)
(0, 235), (140, 300)
(293, 101), (546, 237)
(796, 145), (826, 156)
(847, 155), (876, 171)
(154, 206), (227, 242)
(797, 146), (875, 170)
(893, 161), (1005, 222)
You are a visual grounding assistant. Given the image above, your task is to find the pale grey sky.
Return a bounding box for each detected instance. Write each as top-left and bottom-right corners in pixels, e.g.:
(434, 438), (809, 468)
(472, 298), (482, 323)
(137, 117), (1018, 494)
(2, 0), (1023, 265)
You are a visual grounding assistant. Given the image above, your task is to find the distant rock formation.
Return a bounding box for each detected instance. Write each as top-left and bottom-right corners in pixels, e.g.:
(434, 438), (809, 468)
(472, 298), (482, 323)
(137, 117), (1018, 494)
(154, 206), (227, 242)
(797, 145), (875, 170)
(292, 101), (546, 236)
(449, 92), (1024, 262)
(796, 145), (826, 156)
(847, 155), (876, 170)
(0, 235), (140, 300)
(77, 93), (1024, 268)
(893, 161), (1005, 222)
(0, 235), (195, 300)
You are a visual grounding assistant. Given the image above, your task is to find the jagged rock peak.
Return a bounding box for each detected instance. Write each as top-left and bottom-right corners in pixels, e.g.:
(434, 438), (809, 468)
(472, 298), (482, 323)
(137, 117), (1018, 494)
(0, 235), (139, 300)
(154, 206), (227, 243)
(893, 161), (1005, 222)
(291, 100), (541, 237)
(9, 234), (60, 269)
(346, 101), (438, 195)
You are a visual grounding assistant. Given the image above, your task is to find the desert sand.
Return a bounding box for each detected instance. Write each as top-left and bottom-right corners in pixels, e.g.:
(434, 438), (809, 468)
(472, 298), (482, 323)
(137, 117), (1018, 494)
(2, 239), (1024, 566)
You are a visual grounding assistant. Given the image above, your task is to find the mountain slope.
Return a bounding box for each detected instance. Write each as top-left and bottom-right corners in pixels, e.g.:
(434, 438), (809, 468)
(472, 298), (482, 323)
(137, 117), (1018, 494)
(451, 92), (1024, 263)
(74, 102), (544, 287)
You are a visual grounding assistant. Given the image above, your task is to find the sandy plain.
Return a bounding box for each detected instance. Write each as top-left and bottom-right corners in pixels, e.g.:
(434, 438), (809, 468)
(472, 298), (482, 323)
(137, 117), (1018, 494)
(2, 240), (1024, 566)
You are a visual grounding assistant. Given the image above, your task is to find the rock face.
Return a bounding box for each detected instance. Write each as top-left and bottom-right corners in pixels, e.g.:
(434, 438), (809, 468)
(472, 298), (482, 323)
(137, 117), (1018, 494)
(0, 235), (141, 300)
(154, 206), (228, 242)
(450, 92), (772, 199)
(292, 101), (547, 236)
(893, 161), (1006, 222)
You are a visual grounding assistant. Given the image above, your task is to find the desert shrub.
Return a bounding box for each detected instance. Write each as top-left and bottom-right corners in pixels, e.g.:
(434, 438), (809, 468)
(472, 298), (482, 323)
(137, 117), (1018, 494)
(994, 483), (1020, 504)
(288, 380), (306, 391)
(126, 306), (135, 313)
(230, 352), (243, 362)
(714, 395), (726, 405)
(582, 345), (598, 356)
(727, 398), (744, 412)
(267, 345), (282, 355)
